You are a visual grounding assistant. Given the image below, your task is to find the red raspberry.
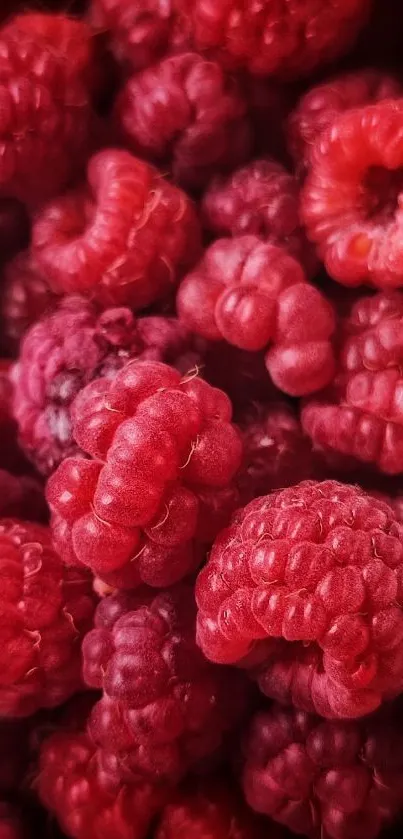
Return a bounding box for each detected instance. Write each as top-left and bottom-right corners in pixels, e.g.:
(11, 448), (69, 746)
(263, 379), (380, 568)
(115, 53), (251, 190)
(301, 291), (403, 474)
(0, 518), (95, 717)
(202, 160), (317, 276)
(243, 702), (403, 839)
(38, 730), (166, 839)
(0, 471), (46, 522)
(0, 13), (96, 206)
(302, 100), (403, 289)
(196, 480), (403, 719)
(237, 401), (316, 505)
(0, 804), (24, 839)
(155, 777), (271, 839)
(13, 296), (202, 475)
(174, 0), (370, 78)
(83, 585), (249, 785)
(288, 70), (402, 175)
(32, 149), (201, 308)
(1, 252), (58, 353)
(177, 236), (336, 396)
(47, 360), (242, 587)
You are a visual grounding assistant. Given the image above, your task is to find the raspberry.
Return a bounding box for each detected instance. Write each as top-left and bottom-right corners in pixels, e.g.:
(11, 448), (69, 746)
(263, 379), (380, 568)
(115, 53), (252, 190)
(155, 777), (270, 839)
(0, 361), (30, 475)
(288, 70), (402, 175)
(47, 360), (242, 587)
(202, 160), (317, 276)
(301, 291), (403, 474)
(0, 518), (95, 717)
(0, 13), (96, 206)
(177, 236), (336, 396)
(0, 471), (47, 522)
(0, 804), (24, 839)
(83, 585), (249, 784)
(1, 252), (58, 353)
(38, 730), (166, 839)
(32, 149), (201, 308)
(237, 401), (316, 504)
(196, 480), (403, 719)
(174, 0), (370, 78)
(243, 702), (403, 839)
(302, 100), (403, 289)
(13, 296), (202, 475)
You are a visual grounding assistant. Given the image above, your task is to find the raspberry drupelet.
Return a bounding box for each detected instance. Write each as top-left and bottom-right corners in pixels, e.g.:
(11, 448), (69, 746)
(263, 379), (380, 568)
(1, 252), (58, 353)
(31, 149), (201, 308)
(202, 159), (316, 276)
(288, 70), (402, 175)
(0, 518), (95, 717)
(83, 585), (249, 785)
(243, 702), (403, 839)
(301, 291), (403, 475)
(13, 296), (203, 476)
(0, 12), (96, 206)
(302, 99), (403, 289)
(38, 729), (167, 839)
(155, 777), (271, 839)
(173, 0), (371, 79)
(196, 480), (403, 719)
(47, 359), (242, 588)
(115, 53), (252, 190)
(177, 236), (336, 397)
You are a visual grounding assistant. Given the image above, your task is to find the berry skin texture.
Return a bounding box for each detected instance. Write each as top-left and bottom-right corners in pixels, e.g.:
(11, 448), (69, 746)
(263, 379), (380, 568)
(202, 159), (317, 276)
(288, 70), (402, 175)
(0, 518), (95, 717)
(1, 251), (58, 353)
(115, 53), (252, 190)
(177, 236), (336, 397)
(173, 0), (371, 79)
(242, 702), (403, 839)
(32, 149), (201, 308)
(83, 586), (249, 785)
(301, 291), (403, 475)
(13, 296), (202, 476)
(38, 730), (166, 839)
(196, 480), (403, 719)
(0, 13), (96, 206)
(47, 360), (242, 587)
(302, 100), (403, 289)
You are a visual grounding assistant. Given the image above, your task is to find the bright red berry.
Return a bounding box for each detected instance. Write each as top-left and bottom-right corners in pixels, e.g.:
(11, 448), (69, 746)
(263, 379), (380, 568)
(202, 159), (316, 276)
(13, 296), (202, 475)
(0, 518), (95, 717)
(173, 0), (371, 78)
(302, 100), (403, 289)
(115, 52), (252, 190)
(301, 291), (403, 474)
(243, 702), (403, 839)
(83, 585), (249, 785)
(47, 360), (242, 587)
(1, 252), (58, 353)
(177, 236), (336, 396)
(197, 480), (403, 719)
(31, 149), (201, 308)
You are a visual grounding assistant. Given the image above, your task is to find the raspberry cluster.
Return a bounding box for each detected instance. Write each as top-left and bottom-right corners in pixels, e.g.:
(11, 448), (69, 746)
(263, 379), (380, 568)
(178, 236), (336, 395)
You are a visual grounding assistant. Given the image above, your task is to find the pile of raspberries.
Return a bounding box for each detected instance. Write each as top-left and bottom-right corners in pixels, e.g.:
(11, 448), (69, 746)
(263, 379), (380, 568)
(4, 1), (403, 838)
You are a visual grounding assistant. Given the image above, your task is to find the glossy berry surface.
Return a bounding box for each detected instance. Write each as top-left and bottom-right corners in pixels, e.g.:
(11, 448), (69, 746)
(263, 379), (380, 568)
(38, 730), (166, 839)
(196, 480), (403, 719)
(243, 702), (403, 839)
(302, 291), (403, 474)
(202, 159), (316, 275)
(13, 296), (201, 475)
(116, 52), (251, 190)
(174, 0), (370, 78)
(0, 518), (95, 717)
(302, 100), (403, 289)
(177, 235), (336, 396)
(83, 586), (248, 784)
(47, 360), (242, 587)
(32, 149), (201, 309)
